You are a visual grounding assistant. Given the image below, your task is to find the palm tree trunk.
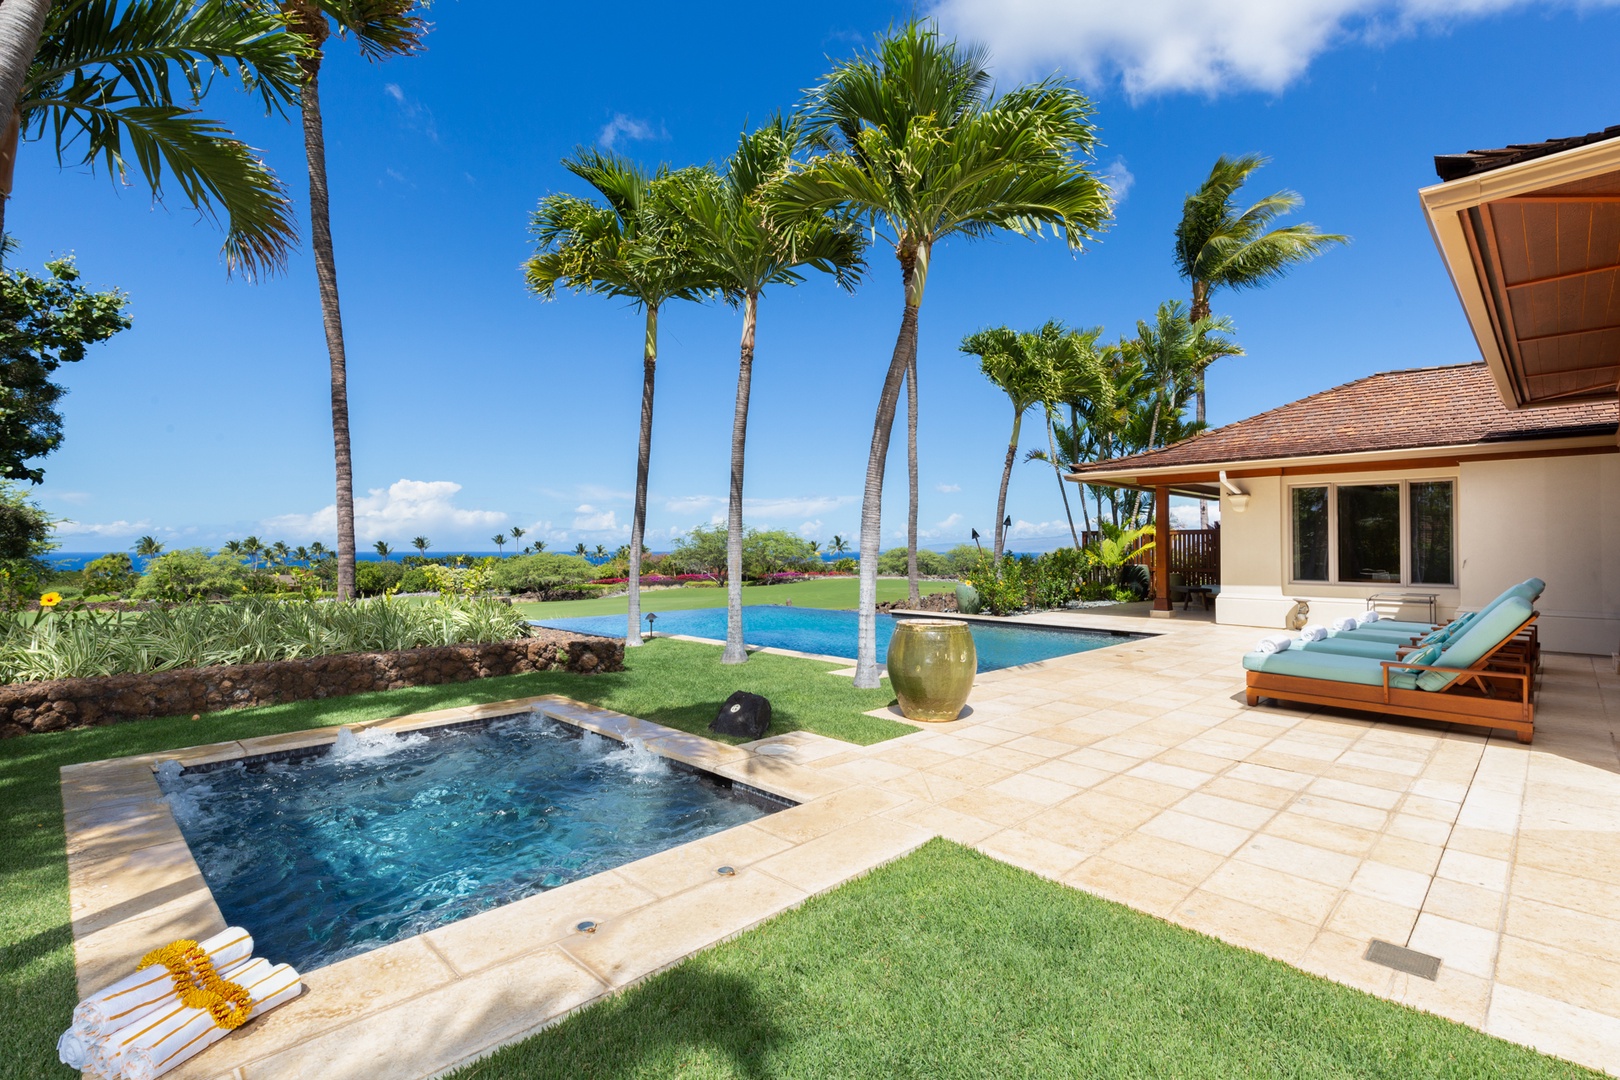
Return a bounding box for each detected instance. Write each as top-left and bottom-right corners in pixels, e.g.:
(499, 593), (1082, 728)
(1047, 414), (1079, 547)
(993, 409), (1021, 559)
(1192, 280), (1210, 528)
(626, 303), (658, 647)
(722, 293), (757, 665)
(905, 349), (920, 606)
(855, 243), (928, 689)
(0, 0), (47, 243)
(0, 106), (21, 246)
(297, 48), (357, 603)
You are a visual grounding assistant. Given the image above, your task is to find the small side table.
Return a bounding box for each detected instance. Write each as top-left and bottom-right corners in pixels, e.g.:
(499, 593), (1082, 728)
(1367, 592), (1437, 624)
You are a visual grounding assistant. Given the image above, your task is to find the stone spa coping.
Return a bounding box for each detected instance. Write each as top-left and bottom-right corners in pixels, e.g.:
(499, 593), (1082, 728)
(63, 696), (934, 1080)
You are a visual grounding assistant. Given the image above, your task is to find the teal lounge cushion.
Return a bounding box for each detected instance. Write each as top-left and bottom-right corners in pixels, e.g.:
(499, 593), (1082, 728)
(1335, 627), (1419, 644)
(1245, 648), (1418, 690)
(1417, 596), (1534, 692)
(1406, 642), (1442, 667)
(1364, 619), (1435, 633)
(1295, 637), (1400, 660)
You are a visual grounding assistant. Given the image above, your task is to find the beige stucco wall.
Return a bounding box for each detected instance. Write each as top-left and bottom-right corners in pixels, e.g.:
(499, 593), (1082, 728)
(1456, 454), (1620, 655)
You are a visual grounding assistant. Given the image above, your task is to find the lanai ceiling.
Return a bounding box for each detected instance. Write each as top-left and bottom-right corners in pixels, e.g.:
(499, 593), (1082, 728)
(1422, 127), (1620, 409)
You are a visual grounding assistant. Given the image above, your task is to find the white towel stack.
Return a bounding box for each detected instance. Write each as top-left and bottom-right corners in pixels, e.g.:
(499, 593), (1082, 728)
(1254, 634), (1295, 654)
(1331, 616), (1359, 632)
(1298, 624), (1329, 642)
(57, 928), (301, 1080)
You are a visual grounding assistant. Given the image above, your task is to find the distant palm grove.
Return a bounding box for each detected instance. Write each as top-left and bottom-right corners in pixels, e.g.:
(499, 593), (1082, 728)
(0, 11), (1340, 687)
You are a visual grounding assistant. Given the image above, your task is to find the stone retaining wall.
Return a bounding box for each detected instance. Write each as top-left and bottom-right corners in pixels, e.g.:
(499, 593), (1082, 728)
(0, 629), (623, 736)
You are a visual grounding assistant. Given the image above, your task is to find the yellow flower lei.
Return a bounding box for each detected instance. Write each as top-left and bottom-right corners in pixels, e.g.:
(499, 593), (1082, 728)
(137, 939), (254, 1031)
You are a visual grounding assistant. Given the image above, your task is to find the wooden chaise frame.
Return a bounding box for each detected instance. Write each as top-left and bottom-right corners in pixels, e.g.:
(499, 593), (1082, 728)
(1247, 614), (1539, 744)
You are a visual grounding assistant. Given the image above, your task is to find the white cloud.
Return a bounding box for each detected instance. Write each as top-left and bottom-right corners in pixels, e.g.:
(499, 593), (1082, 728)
(598, 113), (667, 150)
(916, 512), (965, 540)
(1101, 157), (1135, 204)
(929, 0), (1616, 96)
(572, 505), (626, 533)
(264, 479), (506, 544)
(1170, 502), (1219, 528)
(383, 83), (406, 104)
(935, 482), (961, 493)
(798, 520), (824, 537)
(656, 493), (857, 523)
(53, 519), (154, 539)
(1004, 518), (1077, 540)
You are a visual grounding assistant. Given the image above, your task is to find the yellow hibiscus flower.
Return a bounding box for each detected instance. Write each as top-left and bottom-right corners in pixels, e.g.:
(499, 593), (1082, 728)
(38, 592), (62, 609)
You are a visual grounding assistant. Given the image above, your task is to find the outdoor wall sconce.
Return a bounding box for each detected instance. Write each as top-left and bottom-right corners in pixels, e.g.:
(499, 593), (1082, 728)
(1219, 471), (1249, 513)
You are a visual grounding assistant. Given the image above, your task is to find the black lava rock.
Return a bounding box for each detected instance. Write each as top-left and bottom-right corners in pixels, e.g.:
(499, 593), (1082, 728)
(710, 690), (772, 739)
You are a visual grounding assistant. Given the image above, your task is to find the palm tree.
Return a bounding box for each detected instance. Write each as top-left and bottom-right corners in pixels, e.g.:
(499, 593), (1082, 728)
(491, 533), (507, 555)
(222, 539), (243, 560)
(962, 323), (1065, 559)
(373, 540), (392, 560)
(829, 535), (849, 555)
(533, 539), (547, 553)
(527, 150), (716, 647)
(1175, 154), (1345, 526)
(241, 535), (263, 569)
(293, 545), (311, 564)
(592, 544), (607, 560)
(281, 0), (426, 602)
(786, 21), (1109, 688)
(0, 0), (302, 271)
(669, 116), (865, 665)
(509, 525), (526, 550)
(269, 539), (291, 566)
(573, 542), (587, 557)
(1026, 327), (1108, 546)
(132, 535), (163, 557)
(411, 535), (429, 558)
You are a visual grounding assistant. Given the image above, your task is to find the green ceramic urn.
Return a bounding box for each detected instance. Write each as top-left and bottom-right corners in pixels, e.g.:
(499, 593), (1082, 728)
(887, 618), (977, 722)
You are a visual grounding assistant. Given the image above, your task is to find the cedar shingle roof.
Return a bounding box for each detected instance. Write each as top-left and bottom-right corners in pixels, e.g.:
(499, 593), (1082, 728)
(1434, 125), (1620, 181)
(1077, 363), (1618, 476)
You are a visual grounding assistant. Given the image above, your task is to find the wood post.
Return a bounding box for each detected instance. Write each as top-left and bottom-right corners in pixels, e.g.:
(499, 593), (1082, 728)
(1153, 485), (1172, 615)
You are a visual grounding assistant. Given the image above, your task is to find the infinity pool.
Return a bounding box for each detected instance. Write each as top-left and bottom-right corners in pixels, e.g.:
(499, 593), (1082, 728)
(537, 606), (1144, 671)
(158, 713), (781, 971)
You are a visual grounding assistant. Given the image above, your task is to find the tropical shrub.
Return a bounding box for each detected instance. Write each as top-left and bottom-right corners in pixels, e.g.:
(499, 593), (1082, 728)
(489, 553), (598, 594)
(1031, 547), (1086, 609)
(876, 547), (953, 577)
(958, 552), (1032, 616)
(422, 561), (494, 598)
(399, 566), (435, 593)
(943, 544), (981, 575)
(0, 595), (531, 683)
(81, 553), (139, 597)
(0, 482), (54, 611)
(354, 560), (405, 597)
(133, 549), (248, 601)
(829, 558), (857, 574)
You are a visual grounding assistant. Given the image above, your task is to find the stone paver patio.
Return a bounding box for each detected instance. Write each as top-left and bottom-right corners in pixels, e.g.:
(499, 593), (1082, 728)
(63, 610), (1620, 1077)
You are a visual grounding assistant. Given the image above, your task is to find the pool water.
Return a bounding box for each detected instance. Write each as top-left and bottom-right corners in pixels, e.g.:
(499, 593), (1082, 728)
(538, 605), (1143, 672)
(158, 714), (779, 972)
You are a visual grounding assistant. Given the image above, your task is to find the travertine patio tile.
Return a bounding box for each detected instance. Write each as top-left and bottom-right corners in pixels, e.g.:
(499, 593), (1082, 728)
(1348, 861), (1432, 909)
(1060, 746), (1139, 774)
(1422, 877), (1504, 929)
(1226, 762), (1313, 792)
(1037, 788), (1162, 831)
(1517, 833), (1620, 888)
(1201, 860), (1343, 925)
(879, 769), (971, 805)
(641, 732), (749, 770)
(1200, 775), (1298, 809)
(1001, 733), (1077, 759)
(1401, 793), (1464, 823)
(241, 947), (607, 1080)
(1307, 777), (1404, 811)
(71, 884), (225, 998)
(1171, 890), (1319, 964)
(972, 744), (1048, 772)
(755, 817), (931, 896)
(752, 785), (908, 844)
(1090, 735), (1170, 759)
(1455, 789), (1524, 833)
(1495, 935), (1620, 1019)
(925, 756), (1015, 788)
(1288, 793), (1390, 833)
(895, 801), (1001, 845)
(1263, 811), (1380, 858)
(1324, 892), (1420, 942)
(1444, 825), (1513, 861)
(1504, 896), (1620, 966)
(1486, 984), (1620, 1076)
(976, 829), (1089, 881)
(1410, 778), (1473, 803)
(64, 800), (185, 862)
(1298, 929), (1396, 994)
(1368, 835), (1444, 875)
(818, 757), (915, 785)
(1172, 792), (1278, 831)
(1025, 758), (1111, 790)
(940, 789), (1046, 829)
(1512, 861), (1620, 919)
(613, 824), (794, 900)
(1099, 833), (1224, 889)
(1436, 849), (1510, 891)
(1094, 773), (1193, 809)
(1385, 812), (1454, 846)
(868, 743), (956, 771)
(68, 838), (212, 937)
(1236, 835), (1360, 888)
(710, 756), (852, 803)
(1065, 857), (1191, 918)
(1392, 965), (1494, 1028)
(1140, 810), (1251, 856)
(1408, 913), (1500, 978)
(985, 773), (1078, 806)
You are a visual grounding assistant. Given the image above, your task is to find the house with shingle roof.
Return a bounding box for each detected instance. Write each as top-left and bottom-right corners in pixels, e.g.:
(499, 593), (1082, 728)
(1070, 130), (1620, 656)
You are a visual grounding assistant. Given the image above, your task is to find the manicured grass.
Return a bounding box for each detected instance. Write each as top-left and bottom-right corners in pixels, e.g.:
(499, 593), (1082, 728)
(516, 575), (954, 620)
(0, 639), (907, 1080)
(450, 839), (1595, 1080)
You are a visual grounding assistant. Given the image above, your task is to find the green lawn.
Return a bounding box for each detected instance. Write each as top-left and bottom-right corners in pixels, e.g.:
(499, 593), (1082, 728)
(0, 639), (907, 1080)
(517, 575), (953, 620)
(451, 839), (1594, 1080)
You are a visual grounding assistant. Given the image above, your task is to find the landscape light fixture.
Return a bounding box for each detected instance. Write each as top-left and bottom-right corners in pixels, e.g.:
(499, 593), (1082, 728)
(971, 528), (983, 555)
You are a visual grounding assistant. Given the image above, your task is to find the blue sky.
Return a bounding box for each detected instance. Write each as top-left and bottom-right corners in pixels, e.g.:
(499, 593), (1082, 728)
(16, 0), (1620, 554)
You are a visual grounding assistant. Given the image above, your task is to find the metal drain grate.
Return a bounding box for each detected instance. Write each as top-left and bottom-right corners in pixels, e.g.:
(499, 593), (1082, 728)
(1365, 939), (1442, 980)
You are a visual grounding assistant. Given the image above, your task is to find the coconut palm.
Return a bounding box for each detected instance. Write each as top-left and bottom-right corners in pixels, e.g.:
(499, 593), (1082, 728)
(786, 21), (1109, 687)
(592, 544), (607, 560)
(509, 525), (526, 550)
(962, 323), (1067, 559)
(269, 539), (291, 566)
(0, 0), (303, 271)
(526, 150), (717, 646)
(1126, 301), (1239, 450)
(293, 545), (310, 564)
(573, 542), (587, 557)
(829, 535), (849, 556)
(281, 0), (426, 602)
(1025, 327), (1108, 546)
(410, 535), (429, 558)
(240, 535), (263, 568)
(132, 535), (164, 557)
(532, 539), (546, 554)
(668, 116), (865, 664)
(491, 533), (507, 555)
(373, 540), (392, 560)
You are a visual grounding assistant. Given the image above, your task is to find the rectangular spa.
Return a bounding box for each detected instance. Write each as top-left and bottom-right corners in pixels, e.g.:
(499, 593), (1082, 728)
(156, 711), (790, 972)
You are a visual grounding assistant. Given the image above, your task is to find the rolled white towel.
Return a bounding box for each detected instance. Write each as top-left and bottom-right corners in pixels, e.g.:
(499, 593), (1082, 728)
(55, 1027), (95, 1071)
(1254, 634), (1294, 654)
(1331, 616), (1359, 632)
(1298, 624), (1329, 642)
(1355, 610), (1381, 625)
(113, 959), (301, 1080)
(90, 957), (258, 1079)
(67, 927), (253, 1044)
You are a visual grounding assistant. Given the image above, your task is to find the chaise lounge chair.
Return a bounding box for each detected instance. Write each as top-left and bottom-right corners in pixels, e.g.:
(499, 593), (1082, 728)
(1243, 595), (1538, 743)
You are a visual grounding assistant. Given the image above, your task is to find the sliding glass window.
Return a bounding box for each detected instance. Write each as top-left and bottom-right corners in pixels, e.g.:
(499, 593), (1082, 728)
(1287, 479), (1456, 587)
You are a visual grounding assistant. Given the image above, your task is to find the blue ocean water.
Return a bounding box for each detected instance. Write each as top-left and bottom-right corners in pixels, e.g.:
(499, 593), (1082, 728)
(158, 714), (773, 971)
(538, 606), (1142, 672)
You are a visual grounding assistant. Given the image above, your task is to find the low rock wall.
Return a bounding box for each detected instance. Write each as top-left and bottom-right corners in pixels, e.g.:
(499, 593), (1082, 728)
(0, 629), (623, 736)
